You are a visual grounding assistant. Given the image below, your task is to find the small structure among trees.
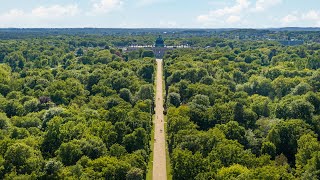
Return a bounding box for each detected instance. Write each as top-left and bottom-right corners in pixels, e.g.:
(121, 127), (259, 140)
(124, 35), (189, 59)
(155, 35), (165, 47)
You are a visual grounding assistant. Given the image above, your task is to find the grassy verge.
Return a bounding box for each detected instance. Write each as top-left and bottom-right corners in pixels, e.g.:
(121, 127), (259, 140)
(162, 59), (172, 179)
(146, 115), (155, 180)
(164, 115), (172, 180)
(146, 59), (157, 180)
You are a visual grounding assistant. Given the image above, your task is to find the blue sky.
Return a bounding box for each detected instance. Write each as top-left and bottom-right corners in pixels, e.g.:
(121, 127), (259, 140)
(0, 0), (320, 28)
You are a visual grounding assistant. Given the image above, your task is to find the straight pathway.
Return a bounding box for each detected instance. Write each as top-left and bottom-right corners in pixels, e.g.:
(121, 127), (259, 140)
(152, 59), (167, 180)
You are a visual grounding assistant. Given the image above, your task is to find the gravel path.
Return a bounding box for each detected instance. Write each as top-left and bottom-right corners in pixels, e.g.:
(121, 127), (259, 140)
(152, 59), (167, 180)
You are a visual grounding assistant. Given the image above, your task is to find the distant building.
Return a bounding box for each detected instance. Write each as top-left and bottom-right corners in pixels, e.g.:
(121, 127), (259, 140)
(155, 35), (165, 47)
(278, 36), (304, 46)
(278, 40), (304, 46)
(124, 35), (189, 59)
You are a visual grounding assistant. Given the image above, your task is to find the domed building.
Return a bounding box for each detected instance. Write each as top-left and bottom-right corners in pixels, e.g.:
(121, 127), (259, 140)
(155, 35), (165, 47)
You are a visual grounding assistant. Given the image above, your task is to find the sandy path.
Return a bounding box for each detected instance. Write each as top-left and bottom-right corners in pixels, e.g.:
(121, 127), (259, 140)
(152, 59), (167, 180)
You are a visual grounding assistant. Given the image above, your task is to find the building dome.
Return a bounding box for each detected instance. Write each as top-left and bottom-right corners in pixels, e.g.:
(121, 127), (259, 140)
(155, 35), (165, 47)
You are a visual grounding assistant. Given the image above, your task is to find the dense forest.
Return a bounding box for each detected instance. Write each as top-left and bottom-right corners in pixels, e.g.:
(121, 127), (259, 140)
(0, 37), (156, 179)
(164, 40), (320, 179)
(1, 31), (320, 179)
(1, 28), (320, 45)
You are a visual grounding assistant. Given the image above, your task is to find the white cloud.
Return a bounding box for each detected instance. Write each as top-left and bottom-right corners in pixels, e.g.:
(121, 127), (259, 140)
(159, 20), (178, 28)
(0, 9), (25, 21)
(197, 14), (211, 24)
(0, 5), (79, 20)
(302, 10), (320, 21)
(302, 10), (320, 26)
(134, 0), (171, 8)
(210, 0), (250, 17)
(280, 10), (320, 26)
(119, 21), (144, 28)
(227, 15), (241, 24)
(136, 0), (159, 7)
(32, 5), (80, 18)
(196, 0), (286, 27)
(197, 0), (250, 27)
(91, 0), (123, 14)
(253, 0), (282, 12)
(0, 4), (81, 27)
(281, 14), (299, 24)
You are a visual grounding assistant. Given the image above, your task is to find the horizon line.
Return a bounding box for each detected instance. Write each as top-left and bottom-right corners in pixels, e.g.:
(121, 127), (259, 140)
(0, 27), (320, 30)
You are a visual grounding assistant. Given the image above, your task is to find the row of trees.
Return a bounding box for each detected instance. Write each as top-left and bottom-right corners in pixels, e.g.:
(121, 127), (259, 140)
(164, 40), (320, 179)
(0, 37), (155, 179)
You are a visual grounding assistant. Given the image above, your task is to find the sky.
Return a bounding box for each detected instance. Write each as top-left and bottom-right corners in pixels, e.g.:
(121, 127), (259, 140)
(0, 0), (320, 28)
